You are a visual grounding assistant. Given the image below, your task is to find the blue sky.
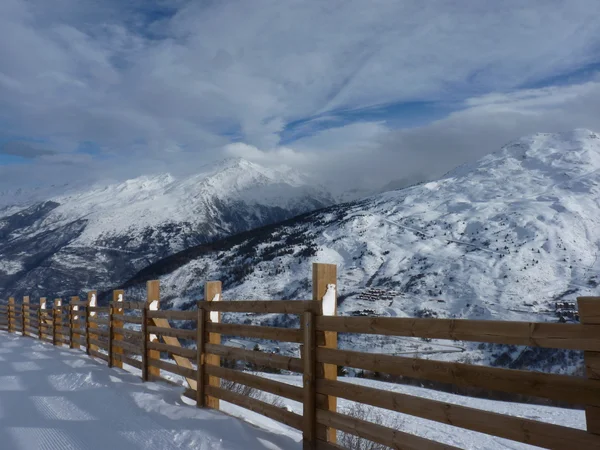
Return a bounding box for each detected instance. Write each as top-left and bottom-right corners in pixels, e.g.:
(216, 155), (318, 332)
(1, 0), (600, 192)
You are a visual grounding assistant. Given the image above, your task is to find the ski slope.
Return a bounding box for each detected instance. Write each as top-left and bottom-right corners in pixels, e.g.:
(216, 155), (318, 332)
(0, 332), (300, 450)
(0, 331), (589, 449)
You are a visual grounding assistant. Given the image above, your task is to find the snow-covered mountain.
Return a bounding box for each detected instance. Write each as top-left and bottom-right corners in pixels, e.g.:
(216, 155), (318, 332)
(0, 157), (334, 299)
(126, 129), (600, 372)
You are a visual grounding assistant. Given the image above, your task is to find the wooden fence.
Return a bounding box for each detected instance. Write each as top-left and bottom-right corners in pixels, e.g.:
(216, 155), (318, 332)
(0, 262), (600, 450)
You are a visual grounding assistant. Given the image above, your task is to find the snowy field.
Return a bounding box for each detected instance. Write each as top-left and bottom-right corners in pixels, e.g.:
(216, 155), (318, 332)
(0, 331), (589, 449)
(0, 332), (300, 450)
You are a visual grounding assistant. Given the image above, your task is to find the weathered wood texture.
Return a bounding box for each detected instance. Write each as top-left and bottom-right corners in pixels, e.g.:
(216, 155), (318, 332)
(112, 290), (124, 368)
(317, 378), (600, 449)
(146, 280), (160, 378)
(577, 296), (600, 435)
(316, 347), (600, 406)
(316, 316), (600, 352)
(313, 262), (337, 444)
(204, 280), (222, 410)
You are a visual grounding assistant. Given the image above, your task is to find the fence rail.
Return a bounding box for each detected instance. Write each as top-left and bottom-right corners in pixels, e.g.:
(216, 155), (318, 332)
(0, 263), (598, 450)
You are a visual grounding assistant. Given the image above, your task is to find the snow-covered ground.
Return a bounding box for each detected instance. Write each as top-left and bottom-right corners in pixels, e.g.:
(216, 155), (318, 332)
(0, 332), (300, 450)
(0, 331), (588, 450)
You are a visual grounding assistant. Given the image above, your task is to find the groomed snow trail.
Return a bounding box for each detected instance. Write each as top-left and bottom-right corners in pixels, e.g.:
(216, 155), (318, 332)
(0, 332), (300, 450)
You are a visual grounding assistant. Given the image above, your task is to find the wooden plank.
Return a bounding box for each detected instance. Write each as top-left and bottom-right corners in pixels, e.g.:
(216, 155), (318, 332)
(22, 296), (29, 337)
(201, 300), (319, 314)
(112, 290), (124, 369)
(577, 296), (600, 436)
(148, 358), (197, 379)
(113, 353), (143, 370)
(91, 328), (109, 337)
(112, 327), (142, 338)
(89, 348), (109, 363)
(303, 310), (317, 448)
(69, 297), (80, 350)
(141, 306), (148, 381)
(112, 340), (142, 354)
(317, 347), (600, 406)
(205, 280), (222, 410)
(147, 341), (197, 359)
(316, 409), (460, 450)
(316, 316), (600, 351)
(52, 300), (61, 345)
(88, 318), (110, 325)
(69, 301), (89, 307)
(205, 343), (303, 373)
(147, 280), (160, 379)
(317, 378), (600, 449)
(196, 307), (206, 408)
(206, 385), (303, 431)
(108, 303), (114, 368)
(110, 301), (146, 309)
(7, 298), (14, 333)
(205, 364), (304, 402)
(87, 306), (110, 313)
(206, 322), (303, 343)
(147, 310), (197, 320)
(146, 326), (196, 340)
(313, 262), (337, 444)
(578, 297), (600, 324)
(88, 338), (108, 350)
(112, 314), (142, 324)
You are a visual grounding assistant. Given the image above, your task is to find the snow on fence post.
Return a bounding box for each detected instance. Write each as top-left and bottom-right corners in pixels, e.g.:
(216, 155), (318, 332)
(146, 280), (160, 379)
(577, 296), (600, 435)
(87, 291), (98, 353)
(70, 296), (80, 350)
(196, 302), (206, 408)
(39, 297), (46, 340)
(7, 297), (14, 333)
(112, 290), (124, 368)
(22, 296), (29, 337)
(313, 262), (338, 445)
(53, 298), (62, 346)
(204, 280), (222, 410)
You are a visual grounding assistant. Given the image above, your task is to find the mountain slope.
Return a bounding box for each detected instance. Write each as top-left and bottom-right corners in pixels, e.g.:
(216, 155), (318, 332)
(0, 158), (334, 299)
(125, 129), (600, 371)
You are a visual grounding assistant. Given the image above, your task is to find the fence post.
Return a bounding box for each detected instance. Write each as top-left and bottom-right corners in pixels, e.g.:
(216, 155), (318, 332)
(70, 297), (80, 349)
(108, 300), (114, 368)
(8, 297), (14, 333)
(204, 280), (222, 410)
(303, 307), (317, 449)
(22, 296), (29, 337)
(112, 290), (124, 368)
(87, 291), (98, 354)
(196, 304), (206, 408)
(577, 297), (600, 435)
(141, 305), (149, 381)
(147, 280), (160, 379)
(39, 298), (46, 341)
(53, 299), (61, 346)
(313, 262), (338, 445)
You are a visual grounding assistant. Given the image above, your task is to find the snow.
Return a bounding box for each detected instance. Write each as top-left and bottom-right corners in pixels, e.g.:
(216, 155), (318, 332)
(0, 331), (300, 450)
(0, 157), (333, 246)
(156, 128), (600, 372)
(210, 293), (221, 323)
(322, 284), (336, 316)
(0, 331), (588, 449)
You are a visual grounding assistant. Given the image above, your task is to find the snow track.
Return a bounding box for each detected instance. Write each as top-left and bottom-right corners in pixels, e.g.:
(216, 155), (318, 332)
(0, 332), (300, 450)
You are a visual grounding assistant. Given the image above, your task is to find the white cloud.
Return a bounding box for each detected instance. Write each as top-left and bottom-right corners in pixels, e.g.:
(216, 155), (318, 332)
(1, 0), (600, 193)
